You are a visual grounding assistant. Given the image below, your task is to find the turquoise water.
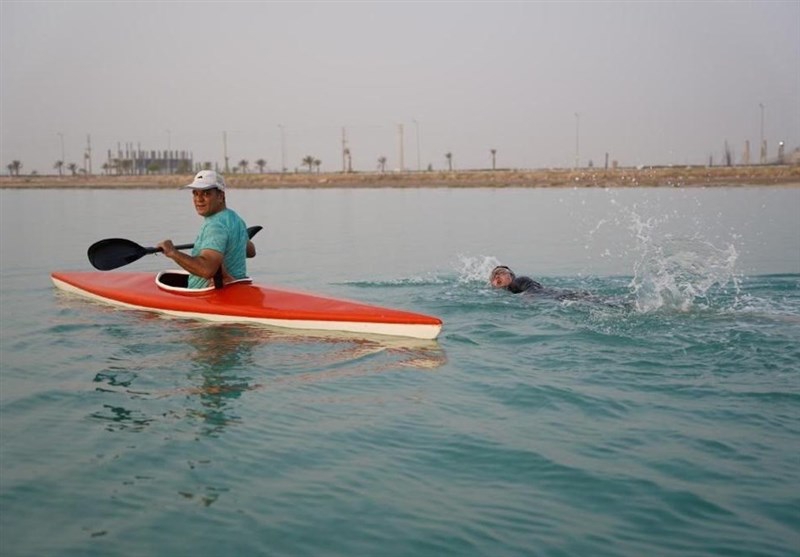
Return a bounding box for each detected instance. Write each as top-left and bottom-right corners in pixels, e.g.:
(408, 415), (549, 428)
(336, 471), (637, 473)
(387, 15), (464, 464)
(1, 187), (799, 556)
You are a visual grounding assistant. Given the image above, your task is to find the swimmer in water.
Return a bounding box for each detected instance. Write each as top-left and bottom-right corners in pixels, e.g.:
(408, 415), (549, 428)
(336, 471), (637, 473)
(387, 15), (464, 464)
(489, 265), (543, 293)
(490, 265), (596, 302)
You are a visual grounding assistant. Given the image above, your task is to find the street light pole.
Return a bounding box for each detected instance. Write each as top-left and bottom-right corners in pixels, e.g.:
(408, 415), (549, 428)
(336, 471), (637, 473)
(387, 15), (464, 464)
(759, 103), (765, 164)
(57, 132), (65, 163)
(413, 119), (421, 171)
(278, 124), (286, 172)
(574, 112), (580, 169)
(223, 130), (229, 173)
(166, 129), (171, 174)
(398, 123), (405, 172)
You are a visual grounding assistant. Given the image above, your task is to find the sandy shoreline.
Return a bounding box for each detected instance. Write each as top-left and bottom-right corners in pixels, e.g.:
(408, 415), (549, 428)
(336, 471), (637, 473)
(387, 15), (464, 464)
(2, 166), (798, 189)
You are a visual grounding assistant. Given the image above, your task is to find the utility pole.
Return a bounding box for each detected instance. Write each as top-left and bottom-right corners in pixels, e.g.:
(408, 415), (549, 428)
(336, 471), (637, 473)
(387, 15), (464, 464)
(85, 134), (92, 175)
(341, 127), (348, 172)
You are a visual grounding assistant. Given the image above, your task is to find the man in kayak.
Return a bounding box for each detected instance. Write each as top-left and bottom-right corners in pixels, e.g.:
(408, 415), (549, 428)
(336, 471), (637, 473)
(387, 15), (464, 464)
(157, 170), (256, 289)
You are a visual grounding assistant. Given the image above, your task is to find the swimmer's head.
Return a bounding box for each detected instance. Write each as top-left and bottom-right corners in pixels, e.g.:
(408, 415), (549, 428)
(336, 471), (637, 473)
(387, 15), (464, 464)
(490, 265), (515, 288)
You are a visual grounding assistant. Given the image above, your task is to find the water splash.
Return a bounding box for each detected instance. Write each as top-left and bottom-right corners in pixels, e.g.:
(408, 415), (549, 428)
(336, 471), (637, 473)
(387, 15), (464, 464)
(454, 254), (502, 284)
(627, 210), (741, 312)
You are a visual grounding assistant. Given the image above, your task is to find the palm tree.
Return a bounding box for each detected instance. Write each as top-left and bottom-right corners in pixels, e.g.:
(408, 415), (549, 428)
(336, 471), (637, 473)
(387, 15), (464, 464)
(67, 163), (77, 176)
(101, 162), (110, 175)
(6, 163), (13, 176)
(255, 158), (267, 173)
(302, 156), (315, 173)
(54, 160), (64, 177)
(445, 152), (453, 171)
(111, 159), (121, 175)
(238, 159), (249, 174)
(313, 159), (322, 174)
(490, 149), (497, 171)
(202, 162), (212, 170)
(377, 156), (387, 173)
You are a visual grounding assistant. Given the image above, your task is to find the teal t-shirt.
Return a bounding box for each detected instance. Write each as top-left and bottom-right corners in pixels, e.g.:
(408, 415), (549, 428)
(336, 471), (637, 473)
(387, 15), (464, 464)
(188, 208), (249, 289)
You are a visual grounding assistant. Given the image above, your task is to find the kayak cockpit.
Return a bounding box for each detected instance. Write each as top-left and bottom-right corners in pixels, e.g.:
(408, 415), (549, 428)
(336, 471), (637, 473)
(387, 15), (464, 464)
(155, 270), (252, 295)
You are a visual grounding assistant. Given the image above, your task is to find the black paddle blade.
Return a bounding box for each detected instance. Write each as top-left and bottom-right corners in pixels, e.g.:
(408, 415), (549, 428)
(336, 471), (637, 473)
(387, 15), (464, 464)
(87, 225), (261, 271)
(87, 238), (149, 271)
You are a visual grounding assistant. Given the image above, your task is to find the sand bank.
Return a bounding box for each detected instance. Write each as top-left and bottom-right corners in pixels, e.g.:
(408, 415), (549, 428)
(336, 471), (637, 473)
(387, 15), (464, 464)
(2, 165), (798, 189)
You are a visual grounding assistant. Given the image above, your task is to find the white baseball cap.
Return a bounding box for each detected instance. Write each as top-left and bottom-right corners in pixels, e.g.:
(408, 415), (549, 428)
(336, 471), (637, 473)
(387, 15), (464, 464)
(183, 170), (226, 191)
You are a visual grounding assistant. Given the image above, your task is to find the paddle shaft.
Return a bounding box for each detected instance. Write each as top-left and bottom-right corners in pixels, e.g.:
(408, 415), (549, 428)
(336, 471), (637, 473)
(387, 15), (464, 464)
(88, 226), (262, 271)
(148, 226), (262, 254)
(143, 242), (194, 255)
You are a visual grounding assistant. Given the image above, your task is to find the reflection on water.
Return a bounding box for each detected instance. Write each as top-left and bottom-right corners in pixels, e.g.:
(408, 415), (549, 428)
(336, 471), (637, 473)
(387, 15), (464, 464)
(180, 322), (447, 387)
(87, 312), (445, 436)
(181, 324), (260, 436)
(90, 403), (155, 431)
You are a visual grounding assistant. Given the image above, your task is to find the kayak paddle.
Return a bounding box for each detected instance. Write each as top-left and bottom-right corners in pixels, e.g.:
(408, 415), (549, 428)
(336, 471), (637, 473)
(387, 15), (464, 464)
(87, 225), (263, 271)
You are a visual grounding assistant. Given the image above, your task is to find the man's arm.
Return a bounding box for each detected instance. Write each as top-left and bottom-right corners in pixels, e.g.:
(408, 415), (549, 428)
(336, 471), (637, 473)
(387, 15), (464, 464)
(157, 240), (224, 279)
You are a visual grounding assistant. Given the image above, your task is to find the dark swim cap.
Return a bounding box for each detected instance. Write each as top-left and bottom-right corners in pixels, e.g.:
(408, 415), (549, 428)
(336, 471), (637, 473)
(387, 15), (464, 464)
(491, 266), (515, 280)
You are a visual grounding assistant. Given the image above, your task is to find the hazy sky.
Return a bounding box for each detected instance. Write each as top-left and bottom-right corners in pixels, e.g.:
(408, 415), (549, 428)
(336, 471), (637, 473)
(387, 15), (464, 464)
(2, 1), (798, 174)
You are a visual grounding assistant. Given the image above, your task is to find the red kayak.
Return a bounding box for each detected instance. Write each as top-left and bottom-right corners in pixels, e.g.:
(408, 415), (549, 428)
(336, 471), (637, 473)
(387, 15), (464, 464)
(51, 270), (443, 340)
